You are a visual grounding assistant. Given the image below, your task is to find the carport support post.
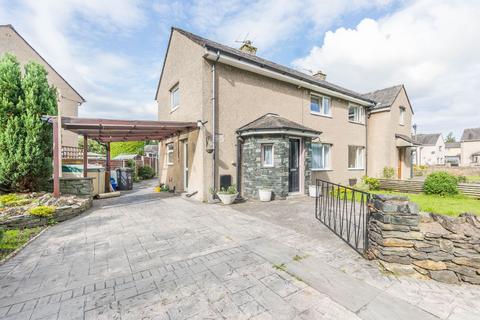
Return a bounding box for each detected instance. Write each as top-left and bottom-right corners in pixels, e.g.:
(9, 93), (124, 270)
(105, 142), (111, 192)
(53, 117), (60, 197)
(83, 135), (88, 178)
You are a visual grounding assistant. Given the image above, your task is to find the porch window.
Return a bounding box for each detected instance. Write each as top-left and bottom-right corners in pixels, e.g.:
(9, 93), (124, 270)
(311, 143), (331, 170)
(166, 143), (174, 165)
(261, 144), (274, 167)
(348, 146), (365, 169)
(310, 95), (330, 116)
(170, 83), (180, 110)
(348, 105), (365, 124)
(399, 106), (405, 125)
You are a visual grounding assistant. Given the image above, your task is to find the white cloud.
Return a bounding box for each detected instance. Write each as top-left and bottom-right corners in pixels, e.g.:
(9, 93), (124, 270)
(293, 0), (480, 138)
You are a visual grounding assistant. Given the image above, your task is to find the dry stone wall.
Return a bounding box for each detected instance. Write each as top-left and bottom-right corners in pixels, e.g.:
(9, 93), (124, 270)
(368, 194), (480, 285)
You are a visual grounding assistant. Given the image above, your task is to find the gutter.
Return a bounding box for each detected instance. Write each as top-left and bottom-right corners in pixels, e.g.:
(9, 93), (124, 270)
(203, 50), (374, 107)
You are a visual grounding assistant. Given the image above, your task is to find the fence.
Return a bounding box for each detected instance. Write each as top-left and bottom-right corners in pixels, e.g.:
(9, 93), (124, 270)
(315, 179), (372, 255)
(378, 179), (480, 198)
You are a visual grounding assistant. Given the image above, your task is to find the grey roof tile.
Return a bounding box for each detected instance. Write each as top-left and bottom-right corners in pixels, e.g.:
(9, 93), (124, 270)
(362, 85), (403, 109)
(413, 133), (442, 146)
(461, 127), (480, 141)
(237, 113), (320, 134)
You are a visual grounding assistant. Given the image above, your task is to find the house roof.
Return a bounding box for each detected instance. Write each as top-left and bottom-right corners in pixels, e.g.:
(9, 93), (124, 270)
(0, 24), (85, 103)
(166, 28), (373, 105)
(395, 133), (419, 145)
(362, 85), (403, 109)
(413, 133), (442, 146)
(461, 127), (480, 141)
(445, 142), (461, 148)
(237, 113), (320, 135)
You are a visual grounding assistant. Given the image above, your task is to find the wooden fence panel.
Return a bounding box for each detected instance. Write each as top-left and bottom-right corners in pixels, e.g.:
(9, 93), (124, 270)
(378, 179), (480, 198)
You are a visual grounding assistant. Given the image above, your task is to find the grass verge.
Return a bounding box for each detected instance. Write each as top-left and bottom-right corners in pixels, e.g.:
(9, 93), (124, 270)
(0, 227), (44, 260)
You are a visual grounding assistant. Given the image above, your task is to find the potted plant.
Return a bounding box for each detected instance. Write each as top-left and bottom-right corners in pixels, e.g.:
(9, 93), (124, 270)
(258, 188), (272, 202)
(309, 185), (317, 197)
(208, 187), (217, 203)
(217, 185), (238, 205)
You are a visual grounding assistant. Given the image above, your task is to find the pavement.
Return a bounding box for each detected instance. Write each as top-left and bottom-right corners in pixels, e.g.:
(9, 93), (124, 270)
(0, 180), (479, 319)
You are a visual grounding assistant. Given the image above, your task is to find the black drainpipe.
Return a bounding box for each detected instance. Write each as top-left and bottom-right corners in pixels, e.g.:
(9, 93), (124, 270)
(236, 134), (243, 196)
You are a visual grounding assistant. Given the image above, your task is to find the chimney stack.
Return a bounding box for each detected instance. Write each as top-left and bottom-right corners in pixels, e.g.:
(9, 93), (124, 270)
(239, 40), (257, 55)
(313, 70), (327, 81)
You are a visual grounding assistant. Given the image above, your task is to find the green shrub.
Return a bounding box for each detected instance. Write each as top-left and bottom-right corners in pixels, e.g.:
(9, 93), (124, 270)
(28, 205), (55, 217)
(413, 165), (428, 177)
(138, 166), (155, 180)
(382, 167), (395, 179)
(423, 172), (458, 196)
(361, 176), (380, 190)
(0, 227), (4, 243)
(160, 184), (170, 192)
(0, 194), (23, 206)
(218, 185), (237, 194)
(456, 175), (467, 183)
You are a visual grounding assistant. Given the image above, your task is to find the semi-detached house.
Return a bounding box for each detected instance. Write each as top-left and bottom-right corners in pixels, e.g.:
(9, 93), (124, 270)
(155, 28), (415, 202)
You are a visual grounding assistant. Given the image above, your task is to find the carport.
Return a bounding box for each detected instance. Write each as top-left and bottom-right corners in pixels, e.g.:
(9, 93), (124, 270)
(43, 116), (197, 197)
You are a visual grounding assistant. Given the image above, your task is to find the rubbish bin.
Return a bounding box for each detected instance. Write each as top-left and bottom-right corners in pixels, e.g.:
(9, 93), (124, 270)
(117, 168), (133, 190)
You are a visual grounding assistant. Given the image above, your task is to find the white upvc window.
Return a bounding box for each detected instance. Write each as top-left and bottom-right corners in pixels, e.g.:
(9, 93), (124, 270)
(348, 104), (365, 124)
(310, 94), (331, 116)
(348, 145), (365, 169)
(261, 144), (274, 167)
(166, 143), (174, 165)
(399, 106), (405, 125)
(311, 143), (331, 170)
(170, 83), (180, 110)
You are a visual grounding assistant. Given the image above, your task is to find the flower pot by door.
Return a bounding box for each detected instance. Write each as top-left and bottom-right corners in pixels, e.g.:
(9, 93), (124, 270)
(217, 193), (238, 205)
(258, 189), (272, 202)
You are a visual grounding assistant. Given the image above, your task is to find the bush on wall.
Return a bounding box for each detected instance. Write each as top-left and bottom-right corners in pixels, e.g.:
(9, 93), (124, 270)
(382, 167), (395, 179)
(423, 172), (458, 196)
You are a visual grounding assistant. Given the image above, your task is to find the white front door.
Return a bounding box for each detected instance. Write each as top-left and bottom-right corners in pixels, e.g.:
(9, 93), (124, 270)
(183, 141), (188, 190)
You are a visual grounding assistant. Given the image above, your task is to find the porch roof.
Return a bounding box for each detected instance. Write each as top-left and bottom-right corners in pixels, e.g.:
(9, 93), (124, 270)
(237, 113), (321, 137)
(44, 116), (197, 142)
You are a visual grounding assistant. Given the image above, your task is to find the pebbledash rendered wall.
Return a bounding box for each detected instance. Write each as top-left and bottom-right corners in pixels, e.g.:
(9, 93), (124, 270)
(241, 135), (311, 200)
(368, 194), (480, 285)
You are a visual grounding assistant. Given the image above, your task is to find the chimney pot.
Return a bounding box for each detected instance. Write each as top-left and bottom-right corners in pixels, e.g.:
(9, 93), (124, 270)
(239, 40), (257, 55)
(313, 70), (327, 81)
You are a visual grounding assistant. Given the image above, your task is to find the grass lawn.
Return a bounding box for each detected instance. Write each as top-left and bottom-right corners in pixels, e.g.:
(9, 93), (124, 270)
(0, 227), (43, 260)
(372, 190), (480, 217)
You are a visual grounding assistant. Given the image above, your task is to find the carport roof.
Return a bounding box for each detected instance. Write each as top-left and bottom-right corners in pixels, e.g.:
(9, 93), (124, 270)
(44, 116), (197, 142)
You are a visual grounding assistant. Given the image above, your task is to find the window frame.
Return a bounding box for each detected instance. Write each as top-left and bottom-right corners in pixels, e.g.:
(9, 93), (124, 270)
(166, 143), (174, 165)
(170, 83), (180, 111)
(310, 94), (331, 117)
(399, 106), (406, 126)
(348, 145), (365, 170)
(348, 104), (365, 124)
(311, 143), (331, 171)
(261, 144), (274, 167)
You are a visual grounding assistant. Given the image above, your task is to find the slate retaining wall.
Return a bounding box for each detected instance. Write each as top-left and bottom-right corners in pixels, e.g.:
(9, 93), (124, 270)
(368, 194), (480, 285)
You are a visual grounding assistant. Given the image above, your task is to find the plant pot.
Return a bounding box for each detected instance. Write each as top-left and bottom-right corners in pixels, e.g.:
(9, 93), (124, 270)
(309, 185), (318, 198)
(217, 192), (238, 205)
(258, 189), (272, 202)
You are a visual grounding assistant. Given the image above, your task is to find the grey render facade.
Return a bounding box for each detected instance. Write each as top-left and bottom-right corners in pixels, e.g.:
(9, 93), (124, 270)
(0, 24), (85, 147)
(155, 28), (415, 201)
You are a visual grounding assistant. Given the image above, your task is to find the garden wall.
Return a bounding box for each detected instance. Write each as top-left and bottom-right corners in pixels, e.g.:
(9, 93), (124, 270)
(0, 197), (92, 229)
(368, 194), (480, 285)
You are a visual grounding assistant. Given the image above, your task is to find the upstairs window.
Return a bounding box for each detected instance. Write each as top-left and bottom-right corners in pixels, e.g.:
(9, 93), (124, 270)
(348, 105), (365, 124)
(311, 143), (331, 170)
(166, 143), (174, 165)
(348, 146), (365, 169)
(310, 95), (331, 116)
(170, 83), (180, 110)
(261, 144), (274, 167)
(399, 106), (406, 125)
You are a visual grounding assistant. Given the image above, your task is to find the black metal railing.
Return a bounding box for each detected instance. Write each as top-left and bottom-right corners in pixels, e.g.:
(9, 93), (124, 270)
(314, 179), (372, 255)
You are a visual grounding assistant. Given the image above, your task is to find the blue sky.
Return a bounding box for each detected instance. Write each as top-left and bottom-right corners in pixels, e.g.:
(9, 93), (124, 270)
(1, 0), (479, 139)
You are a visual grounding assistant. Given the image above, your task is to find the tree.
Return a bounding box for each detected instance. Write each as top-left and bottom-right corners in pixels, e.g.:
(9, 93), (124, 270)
(78, 137), (106, 154)
(0, 54), (57, 191)
(111, 141), (145, 158)
(445, 132), (456, 143)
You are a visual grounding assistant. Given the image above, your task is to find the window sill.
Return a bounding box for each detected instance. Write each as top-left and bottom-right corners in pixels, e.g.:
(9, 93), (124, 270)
(310, 112), (332, 118)
(170, 106), (179, 113)
(262, 165), (274, 168)
(167, 163), (174, 166)
(348, 168), (365, 171)
(348, 120), (365, 126)
(311, 168), (333, 172)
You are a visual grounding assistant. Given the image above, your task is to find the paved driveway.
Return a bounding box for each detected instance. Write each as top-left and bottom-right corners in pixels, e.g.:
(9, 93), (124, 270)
(0, 181), (479, 320)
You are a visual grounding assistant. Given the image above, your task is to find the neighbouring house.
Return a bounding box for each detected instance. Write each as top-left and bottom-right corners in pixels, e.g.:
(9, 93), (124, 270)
(155, 27), (415, 201)
(460, 127), (480, 166)
(363, 85), (416, 179)
(445, 142), (461, 166)
(0, 24), (85, 147)
(413, 133), (445, 166)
